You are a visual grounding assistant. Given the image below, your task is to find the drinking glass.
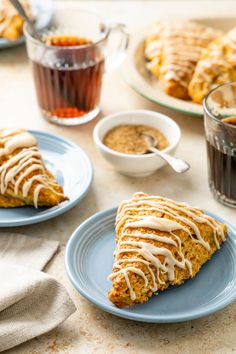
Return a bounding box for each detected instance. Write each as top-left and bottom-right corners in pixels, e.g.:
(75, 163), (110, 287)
(203, 82), (236, 208)
(24, 9), (129, 125)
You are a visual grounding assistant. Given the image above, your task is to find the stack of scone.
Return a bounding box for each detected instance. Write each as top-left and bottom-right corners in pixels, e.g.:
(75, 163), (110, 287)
(145, 21), (236, 103)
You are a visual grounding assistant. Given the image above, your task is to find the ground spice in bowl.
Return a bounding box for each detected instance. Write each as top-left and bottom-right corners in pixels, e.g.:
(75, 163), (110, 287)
(103, 124), (169, 154)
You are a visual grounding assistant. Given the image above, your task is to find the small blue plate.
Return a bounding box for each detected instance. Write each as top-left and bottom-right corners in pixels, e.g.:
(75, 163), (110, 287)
(0, 0), (55, 49)
(0, 130), (93, 227)
(65, 207), (236, 323)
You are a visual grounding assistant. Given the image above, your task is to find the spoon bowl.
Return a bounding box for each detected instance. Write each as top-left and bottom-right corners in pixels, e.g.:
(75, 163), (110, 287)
(142, 133), (190, 173)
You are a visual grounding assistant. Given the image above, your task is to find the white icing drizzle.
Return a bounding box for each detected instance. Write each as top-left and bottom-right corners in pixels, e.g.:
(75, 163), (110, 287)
(0, 130), (63, 208)
(118, 196), (225, 249)
(119, 232), (178, 248)
(190, 28), (236, 90)
(121, 270), (136, 300)
(109, 193), (225, 301)
(145, 21), (222, 88)
(114, 258), (159, 291)
(117, 241), (192, 281)
(0, 131), (37, 157)
(116, 208), (209, 250)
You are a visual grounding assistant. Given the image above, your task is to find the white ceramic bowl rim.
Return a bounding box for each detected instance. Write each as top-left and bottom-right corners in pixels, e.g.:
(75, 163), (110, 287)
(93, 109), (181, 159)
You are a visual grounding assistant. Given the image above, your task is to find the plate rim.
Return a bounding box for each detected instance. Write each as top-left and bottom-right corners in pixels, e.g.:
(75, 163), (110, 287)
(0, 130), (93, 227)
(65, 206), (236, 323)
(123, 73), (203, 118)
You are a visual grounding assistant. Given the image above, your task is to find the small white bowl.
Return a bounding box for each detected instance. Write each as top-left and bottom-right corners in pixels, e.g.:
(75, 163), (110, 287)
(93, 110), (181, 177)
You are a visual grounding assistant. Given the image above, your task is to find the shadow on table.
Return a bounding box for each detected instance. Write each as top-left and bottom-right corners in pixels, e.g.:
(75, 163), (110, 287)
(0, 45), (28, 66)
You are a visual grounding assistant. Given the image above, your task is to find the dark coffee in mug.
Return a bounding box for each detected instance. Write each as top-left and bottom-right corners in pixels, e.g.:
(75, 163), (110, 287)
(206, 116), (236, 202)
(206, 139), (236, 202)
(204, 82), (236, 208)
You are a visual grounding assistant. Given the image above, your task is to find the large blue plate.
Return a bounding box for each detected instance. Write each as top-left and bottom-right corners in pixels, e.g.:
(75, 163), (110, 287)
(0, 130), (93, 227)
(0, 0), (54, 49)
(65, 207), (236, 323)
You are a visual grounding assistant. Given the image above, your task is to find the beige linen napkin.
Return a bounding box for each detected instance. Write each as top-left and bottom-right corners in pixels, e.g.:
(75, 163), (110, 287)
(0, 233), (76, 352)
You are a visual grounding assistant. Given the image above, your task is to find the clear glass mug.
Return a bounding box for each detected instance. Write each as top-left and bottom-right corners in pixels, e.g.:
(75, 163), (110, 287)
(203, 82), (236, 208)
(24, 9), (129, 125)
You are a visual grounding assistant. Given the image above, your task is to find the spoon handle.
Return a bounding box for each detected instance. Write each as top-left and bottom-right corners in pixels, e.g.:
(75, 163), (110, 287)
(9, 0), (33, 23)
(149, 146), (190, 173)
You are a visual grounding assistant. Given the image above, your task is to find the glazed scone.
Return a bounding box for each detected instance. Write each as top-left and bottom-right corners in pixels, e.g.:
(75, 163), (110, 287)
(0, 0), (32, 41)
(0, 129), (68, 208)
(144, 21), (223, 99)
(189, 28), (236, 103)
(108, 192), (227, 308)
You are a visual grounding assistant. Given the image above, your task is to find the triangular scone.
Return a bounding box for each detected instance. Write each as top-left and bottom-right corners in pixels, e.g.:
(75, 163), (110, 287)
(144, 21), (223, 99)
(189, 28), (236, 103)
(108, 192), (227, 308)
(0, 129), (68, 208)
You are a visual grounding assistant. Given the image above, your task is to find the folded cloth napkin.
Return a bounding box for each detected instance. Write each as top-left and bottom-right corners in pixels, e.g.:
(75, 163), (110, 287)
(0, 233), (76, 352)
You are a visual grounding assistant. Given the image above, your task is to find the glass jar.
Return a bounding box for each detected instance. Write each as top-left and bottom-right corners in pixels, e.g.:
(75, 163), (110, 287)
(24, 8), (128, 126)
(203, 82), (236, 208)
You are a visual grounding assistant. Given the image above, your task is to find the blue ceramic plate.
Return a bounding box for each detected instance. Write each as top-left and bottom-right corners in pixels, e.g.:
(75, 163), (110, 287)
(0, 0), (54, 49)
(65, 207), (236, 323)
(0, 130), (93, 227)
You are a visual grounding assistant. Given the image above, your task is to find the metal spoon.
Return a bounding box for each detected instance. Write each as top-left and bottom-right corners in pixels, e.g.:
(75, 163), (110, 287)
(9, 0), (41, 40)
(142, 133), (190, 173)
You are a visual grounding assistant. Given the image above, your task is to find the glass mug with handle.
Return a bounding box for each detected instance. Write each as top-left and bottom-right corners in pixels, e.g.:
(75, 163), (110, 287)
(204, 82), (236, 208)
(24, 9), (129, 125)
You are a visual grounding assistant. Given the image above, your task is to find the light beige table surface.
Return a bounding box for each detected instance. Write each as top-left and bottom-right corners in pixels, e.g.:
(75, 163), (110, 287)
(1, 1), (236, 353)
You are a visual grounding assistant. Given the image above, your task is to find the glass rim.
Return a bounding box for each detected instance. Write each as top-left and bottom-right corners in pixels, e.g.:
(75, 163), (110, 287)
(23, 8), (109, 50)
(203, 81), (236, 130)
